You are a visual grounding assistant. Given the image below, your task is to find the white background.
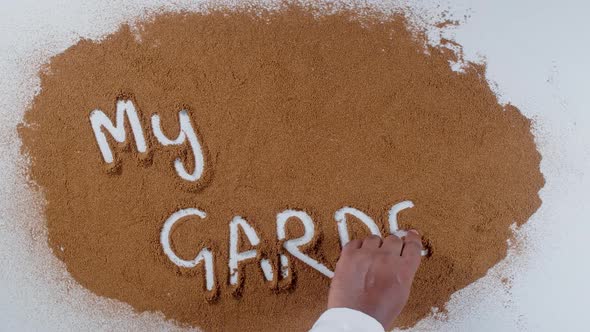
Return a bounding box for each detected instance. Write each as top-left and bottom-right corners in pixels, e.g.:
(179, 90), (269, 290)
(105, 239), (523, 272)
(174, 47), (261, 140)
(0, 0), (588, 331)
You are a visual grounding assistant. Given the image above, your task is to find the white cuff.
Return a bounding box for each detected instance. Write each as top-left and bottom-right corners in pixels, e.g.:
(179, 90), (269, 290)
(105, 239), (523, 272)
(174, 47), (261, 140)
(309, 308), (385, 332)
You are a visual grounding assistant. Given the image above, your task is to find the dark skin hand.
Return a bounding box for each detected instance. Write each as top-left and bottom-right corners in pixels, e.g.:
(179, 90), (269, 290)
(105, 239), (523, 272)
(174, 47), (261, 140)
(327, 231), (423, 329)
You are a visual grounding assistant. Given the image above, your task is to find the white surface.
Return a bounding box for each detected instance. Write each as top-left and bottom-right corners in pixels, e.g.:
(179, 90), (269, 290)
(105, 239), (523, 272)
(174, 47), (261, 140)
(1, 0), (589, 331)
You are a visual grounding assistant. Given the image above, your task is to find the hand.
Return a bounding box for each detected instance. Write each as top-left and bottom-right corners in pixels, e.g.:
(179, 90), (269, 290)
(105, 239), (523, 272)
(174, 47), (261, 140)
(327, 231), (423, 329)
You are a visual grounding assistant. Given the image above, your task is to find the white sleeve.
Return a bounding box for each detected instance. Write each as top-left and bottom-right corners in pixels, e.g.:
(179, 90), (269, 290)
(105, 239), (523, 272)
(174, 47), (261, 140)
(309, 308), (385, 332)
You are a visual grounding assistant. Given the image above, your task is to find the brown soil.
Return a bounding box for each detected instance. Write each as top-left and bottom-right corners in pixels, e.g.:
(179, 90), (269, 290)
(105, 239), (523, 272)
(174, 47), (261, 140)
(19, 3), (544, 331)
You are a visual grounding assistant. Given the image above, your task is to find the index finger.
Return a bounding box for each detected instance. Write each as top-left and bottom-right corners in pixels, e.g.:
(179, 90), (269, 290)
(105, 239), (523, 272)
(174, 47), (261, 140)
(401, 230), (423, 268)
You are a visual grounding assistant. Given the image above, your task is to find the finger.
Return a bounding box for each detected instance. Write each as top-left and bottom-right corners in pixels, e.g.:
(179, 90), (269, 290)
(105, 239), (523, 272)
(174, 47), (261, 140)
(361, 235), (383, 249)
(341, 238), (362, 254)
(381, 234), (403, 255)
(401, 230), (423, 270)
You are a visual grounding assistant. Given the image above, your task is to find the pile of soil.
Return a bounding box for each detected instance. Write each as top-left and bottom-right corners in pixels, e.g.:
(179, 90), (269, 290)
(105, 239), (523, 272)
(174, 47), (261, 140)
(19, 3), (544, 331)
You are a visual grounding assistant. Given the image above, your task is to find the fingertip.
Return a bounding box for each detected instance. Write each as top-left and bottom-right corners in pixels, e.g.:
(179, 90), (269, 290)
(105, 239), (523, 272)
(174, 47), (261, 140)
(404, 230), (421, 243)
(361, 234), (383, 249)
(342, 238), (362, 252)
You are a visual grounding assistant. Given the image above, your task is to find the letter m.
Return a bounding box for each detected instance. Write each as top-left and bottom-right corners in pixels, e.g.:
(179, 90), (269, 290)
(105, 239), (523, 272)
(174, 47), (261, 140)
(89, 99), (147, 163)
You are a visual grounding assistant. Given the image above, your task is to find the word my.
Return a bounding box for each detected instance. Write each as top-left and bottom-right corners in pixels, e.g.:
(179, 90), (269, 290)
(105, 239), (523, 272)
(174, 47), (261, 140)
(90, 99), (205, 182)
